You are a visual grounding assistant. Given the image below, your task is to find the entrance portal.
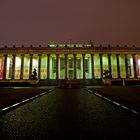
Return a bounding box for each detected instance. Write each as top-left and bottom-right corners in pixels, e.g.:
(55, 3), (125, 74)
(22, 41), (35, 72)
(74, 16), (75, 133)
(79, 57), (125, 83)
(67, 57), (74, 80)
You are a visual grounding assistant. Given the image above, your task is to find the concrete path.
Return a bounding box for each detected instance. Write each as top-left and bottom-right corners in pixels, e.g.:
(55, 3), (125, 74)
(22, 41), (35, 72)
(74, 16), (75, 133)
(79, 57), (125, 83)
(0, 88), (140, 140)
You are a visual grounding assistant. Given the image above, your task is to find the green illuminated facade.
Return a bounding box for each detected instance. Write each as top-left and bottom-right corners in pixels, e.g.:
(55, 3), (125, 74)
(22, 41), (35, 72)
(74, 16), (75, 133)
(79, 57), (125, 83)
(0, 44), (139, 81)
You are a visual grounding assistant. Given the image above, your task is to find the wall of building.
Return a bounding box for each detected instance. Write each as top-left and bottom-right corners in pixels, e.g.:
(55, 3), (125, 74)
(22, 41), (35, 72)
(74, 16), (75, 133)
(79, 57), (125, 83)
(0, 52), (139, 80)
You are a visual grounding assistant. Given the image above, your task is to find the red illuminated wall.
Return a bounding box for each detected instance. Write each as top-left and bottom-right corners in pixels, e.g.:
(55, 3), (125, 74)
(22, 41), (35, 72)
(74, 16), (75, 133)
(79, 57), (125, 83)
(0, 57), (4, 79)
(135, 55), (140, 77)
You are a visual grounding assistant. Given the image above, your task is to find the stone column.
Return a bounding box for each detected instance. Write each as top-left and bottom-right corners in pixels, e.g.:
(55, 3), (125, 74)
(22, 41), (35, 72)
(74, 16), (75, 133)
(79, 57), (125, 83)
(91, 54), (94, 79)
(132, 54), (137, 78)
(116, 54), (120, 78)
(3, 54), (7, 79)
(29, 54), (33, 79)
(125, 54), (129, 78)
(12, 54), (16, 79)
(47, 54), (50, 79)
(56, 54), (59, 80)
(20, 54), (24, 79)
(82, 54), (85, 80)
(74, 54), (76, 79)
(108, 53), (112, 78)
(99, 53), (103, 78)
(38, 54), (42, 79)
(65, 54), (67, 79)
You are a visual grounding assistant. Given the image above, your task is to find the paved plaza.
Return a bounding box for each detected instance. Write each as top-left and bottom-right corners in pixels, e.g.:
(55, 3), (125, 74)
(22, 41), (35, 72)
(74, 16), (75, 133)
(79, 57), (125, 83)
(0, 88), (140, 140)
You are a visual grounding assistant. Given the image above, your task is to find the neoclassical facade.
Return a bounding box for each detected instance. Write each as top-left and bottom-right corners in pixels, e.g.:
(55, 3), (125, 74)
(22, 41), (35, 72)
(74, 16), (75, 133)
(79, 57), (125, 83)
(0, 43), (139, 81)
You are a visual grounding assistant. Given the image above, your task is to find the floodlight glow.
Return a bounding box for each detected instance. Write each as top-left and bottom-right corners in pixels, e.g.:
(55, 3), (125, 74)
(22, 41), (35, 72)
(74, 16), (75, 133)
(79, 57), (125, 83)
(7, 58), (10, 68)
(15, 56), (21, 79)
(40, 55), (47, 79)
(15, 57), (21, 66)
(33, 59), (38, 67)
(130, 58), (133, 65)
(138, 59), (140, 66)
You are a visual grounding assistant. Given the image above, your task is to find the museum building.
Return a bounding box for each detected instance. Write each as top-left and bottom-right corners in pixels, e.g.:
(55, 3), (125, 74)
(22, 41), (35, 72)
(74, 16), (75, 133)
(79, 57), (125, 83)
(0, 43), (139, 85)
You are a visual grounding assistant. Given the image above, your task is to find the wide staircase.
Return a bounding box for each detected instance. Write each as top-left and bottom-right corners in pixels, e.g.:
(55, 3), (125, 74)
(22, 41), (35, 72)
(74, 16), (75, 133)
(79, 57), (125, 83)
(38, 79), (104, 87)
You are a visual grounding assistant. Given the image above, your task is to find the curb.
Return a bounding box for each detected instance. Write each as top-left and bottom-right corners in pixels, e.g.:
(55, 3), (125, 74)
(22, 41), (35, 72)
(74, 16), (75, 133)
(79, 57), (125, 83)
(86, 89), (140, 117)
(0, 89), (54, 114)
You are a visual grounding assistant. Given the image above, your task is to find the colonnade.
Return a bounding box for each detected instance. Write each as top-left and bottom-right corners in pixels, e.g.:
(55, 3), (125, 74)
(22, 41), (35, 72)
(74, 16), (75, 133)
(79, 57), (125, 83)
(0, 53), (139, 80)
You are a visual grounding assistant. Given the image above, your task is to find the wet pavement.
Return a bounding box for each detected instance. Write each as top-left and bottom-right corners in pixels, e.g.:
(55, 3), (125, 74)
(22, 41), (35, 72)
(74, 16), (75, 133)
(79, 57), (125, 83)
(0, 88), (140, 140)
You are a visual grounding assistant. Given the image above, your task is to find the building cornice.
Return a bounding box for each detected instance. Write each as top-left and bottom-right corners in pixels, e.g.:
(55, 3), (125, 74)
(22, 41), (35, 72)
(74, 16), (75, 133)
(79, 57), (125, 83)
(0, 45), (139, 55)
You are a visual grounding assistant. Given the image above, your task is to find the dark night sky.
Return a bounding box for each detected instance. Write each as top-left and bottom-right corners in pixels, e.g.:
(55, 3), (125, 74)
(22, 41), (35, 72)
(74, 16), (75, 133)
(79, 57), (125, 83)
(0, 0), (140, 46)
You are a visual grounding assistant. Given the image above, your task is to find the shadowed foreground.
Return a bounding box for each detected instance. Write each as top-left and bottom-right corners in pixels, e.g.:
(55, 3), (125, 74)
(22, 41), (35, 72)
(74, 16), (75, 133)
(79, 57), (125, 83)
(0, 88), (140, 140)
(0, 87), (51, 109)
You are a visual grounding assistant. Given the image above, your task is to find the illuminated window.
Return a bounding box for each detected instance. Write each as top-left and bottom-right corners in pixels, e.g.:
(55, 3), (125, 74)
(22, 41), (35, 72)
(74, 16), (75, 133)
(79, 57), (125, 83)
(6, 55), (13, 79)
(119, 54), (126, 78)
(67, 54), (74, 79)
(59, 55), (65, 79)
(85, 54), (92, 79)
(111, 54), (118, 78)
(102, 54), (109, 78)
(23, 55), (30, 79)
(50, 54), (56, 79)
(94, 54), (101, 79)
(15, 55), (21, 79)
(40, 55), (47, 79)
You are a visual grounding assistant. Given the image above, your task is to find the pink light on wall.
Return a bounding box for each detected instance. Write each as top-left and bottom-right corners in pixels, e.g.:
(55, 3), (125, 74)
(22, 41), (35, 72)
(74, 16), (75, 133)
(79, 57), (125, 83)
(0, 57), (4, 79)
(135, 55), (140, 77)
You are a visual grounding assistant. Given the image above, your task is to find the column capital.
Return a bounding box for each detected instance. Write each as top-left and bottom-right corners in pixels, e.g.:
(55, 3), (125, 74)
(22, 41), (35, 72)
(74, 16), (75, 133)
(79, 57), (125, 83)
(12, 54), (16, 56)
(132, 54), (136, 57)
(21, 54), (24, 56)
(38, 54), (42, 57)
(124, 54), (128, 59)
(4, 54), (8, 57)
(56, 54), (59, 57)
